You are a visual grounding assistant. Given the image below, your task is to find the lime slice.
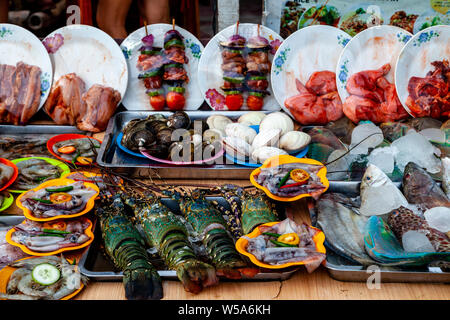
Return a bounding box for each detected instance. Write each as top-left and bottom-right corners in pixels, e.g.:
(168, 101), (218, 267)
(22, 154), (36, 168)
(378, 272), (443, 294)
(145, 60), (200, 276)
(31, 263), (61, 286)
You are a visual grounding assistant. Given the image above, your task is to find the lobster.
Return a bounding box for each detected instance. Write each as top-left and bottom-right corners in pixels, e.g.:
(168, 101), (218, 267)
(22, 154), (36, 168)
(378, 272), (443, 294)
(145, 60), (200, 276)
(122, 191), (218, 294)
(96, 193), (163, 300)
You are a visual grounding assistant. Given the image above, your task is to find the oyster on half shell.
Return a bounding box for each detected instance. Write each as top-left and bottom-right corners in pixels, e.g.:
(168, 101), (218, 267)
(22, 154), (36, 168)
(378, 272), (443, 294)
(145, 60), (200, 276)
(279, 131), (311, 153)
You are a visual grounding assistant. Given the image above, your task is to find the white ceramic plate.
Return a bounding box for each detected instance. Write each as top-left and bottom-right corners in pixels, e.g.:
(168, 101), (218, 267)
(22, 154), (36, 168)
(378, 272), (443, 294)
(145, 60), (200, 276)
(336, 25), (412, 104)
(43, 25), (128, 101)
(198, 23), (283, 111)
(395, 25), (450, 117)
(0, 24), (53, 113)
(120, 24), (204, 111)
(271, 25), (352, 118)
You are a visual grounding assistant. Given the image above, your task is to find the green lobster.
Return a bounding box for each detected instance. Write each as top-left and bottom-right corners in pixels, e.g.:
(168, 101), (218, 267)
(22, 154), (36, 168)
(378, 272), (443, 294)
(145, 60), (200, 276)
(96, 194), (163, 300)
(122, 192), (218, 294)
(168, 189), (255, 279)
(218, 185), (279, 238)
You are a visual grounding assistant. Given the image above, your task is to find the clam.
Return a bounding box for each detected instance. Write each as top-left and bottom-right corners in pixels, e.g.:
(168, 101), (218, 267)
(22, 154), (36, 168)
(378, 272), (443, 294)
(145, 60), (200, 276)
(203, 129), (223, 144)
(279, 131), (311, 153)
(167, 111), (191, 129)
(251, 147), (288, 164)
(223, 136), (253, 160)
(252, 128), (281, 149)
(206, 115), (233, 135)
(238, 112), (267, 126)
(225, 123), (257, 144)
(259, 112), (294, 135)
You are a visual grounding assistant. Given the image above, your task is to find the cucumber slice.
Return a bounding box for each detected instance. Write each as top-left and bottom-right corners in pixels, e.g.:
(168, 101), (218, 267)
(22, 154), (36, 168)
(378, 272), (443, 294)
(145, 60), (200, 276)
(248, 91), (265, 98)
(164, 39), (185, 49)
(248, 76), (267, 81)
(31, 263), (61, 286)
(168, 86), (185, 93)
(225, 91), (242, 95)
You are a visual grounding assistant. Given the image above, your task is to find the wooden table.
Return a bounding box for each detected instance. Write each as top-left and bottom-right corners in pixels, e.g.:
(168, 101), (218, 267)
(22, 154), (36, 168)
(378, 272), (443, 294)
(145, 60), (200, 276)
(3, 131), (449, 300)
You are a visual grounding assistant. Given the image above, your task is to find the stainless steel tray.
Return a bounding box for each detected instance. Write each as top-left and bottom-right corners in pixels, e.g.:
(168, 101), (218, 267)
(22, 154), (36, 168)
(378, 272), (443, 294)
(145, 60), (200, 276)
(96, 111), (270, 179)
(0, 216), (25, 228)
(0, 124), (85, 135)
(78, 196), (298, 282)
(308, 184), (450, 283)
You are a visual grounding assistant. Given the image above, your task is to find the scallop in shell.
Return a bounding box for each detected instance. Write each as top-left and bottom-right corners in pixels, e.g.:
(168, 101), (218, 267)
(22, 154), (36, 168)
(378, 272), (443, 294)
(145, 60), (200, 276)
(279, 131), (311, 153)
(223, 136), (253, 160)
(225, 123), (257, 144)
(252, 128), (281, 149)
(238, 112), (267, 126)
(251, 147), (288, 164)
(259, 112), (294, 135)
(206, 115), (232, 135)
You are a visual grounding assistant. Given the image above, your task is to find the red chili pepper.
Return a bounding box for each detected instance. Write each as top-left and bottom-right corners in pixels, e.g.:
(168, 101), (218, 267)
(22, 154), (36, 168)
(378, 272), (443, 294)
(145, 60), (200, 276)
(279, 180), (308, 189)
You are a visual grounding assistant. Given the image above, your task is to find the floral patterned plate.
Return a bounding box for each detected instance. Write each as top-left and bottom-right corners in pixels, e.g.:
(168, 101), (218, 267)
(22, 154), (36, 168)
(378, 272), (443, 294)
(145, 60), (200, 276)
(395, 25), (450, 117)
(120, 24), (204, 111)
(271, 25), (351, 120)
(197, 23), (283, 111)
(336, 25), (412, 105)
(43, 25), (128, 103)
(0, 24), (53, 114)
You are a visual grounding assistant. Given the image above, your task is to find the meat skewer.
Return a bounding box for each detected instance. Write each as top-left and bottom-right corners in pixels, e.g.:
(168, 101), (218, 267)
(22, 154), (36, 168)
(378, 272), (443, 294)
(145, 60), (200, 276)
(137, 25), (166, 111)
(245, 24), (271, 111)
(220, 21), (246, 111)
(163, 19), (188, 111)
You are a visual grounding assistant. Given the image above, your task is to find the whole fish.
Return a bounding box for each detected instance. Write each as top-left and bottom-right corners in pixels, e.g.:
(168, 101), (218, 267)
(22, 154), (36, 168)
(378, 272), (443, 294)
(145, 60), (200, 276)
(388, 207), (450, 253)
(402, 162), (450, 210)
(316, 193), (375, 265)
(442, 158), (450, 198)
(359, 164), (408, 216)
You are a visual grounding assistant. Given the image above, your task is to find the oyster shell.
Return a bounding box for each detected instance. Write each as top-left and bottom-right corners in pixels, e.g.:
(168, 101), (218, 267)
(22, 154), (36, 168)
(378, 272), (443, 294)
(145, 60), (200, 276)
(259, 112), (294, 135)
(167, 111), (191, 129)
(225, 123), (257, 144)
(279, 131), (311, 153)
(206, 115), (233, 135)
(238, 112), (267, 126)
(251, 146), (288, 163)
(252, 128), (281, 149)
(223, 136), (253, 160)
(203, 129), (223, 144)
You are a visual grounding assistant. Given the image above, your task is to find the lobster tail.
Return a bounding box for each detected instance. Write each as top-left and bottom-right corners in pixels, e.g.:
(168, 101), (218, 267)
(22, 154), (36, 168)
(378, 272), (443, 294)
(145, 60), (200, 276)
(175, 260), (218, 294)
(123, 265), (163, 300)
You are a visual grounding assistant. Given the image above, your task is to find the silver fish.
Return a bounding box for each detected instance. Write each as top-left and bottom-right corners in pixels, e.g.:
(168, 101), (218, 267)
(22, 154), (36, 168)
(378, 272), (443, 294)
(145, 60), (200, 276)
(360, 164), (408, 216)
(316, 193), (375, 266)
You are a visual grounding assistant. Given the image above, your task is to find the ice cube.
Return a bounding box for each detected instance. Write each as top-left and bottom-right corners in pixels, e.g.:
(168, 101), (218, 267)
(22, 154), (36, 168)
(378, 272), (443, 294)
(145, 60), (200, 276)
(402, 230), (436, 253)
(419, 128), (446, 144)
(349, 122), (384, 155)
(368, 147), (395, 174)
(424, 207), (450, 233)
(326, 149), (356, 180)
(391, 131), (442, 174)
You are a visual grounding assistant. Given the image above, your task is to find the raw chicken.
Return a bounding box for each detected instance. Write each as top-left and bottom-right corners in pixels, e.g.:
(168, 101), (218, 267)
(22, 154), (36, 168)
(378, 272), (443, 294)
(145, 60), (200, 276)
(406, 60), (449, 119)
(44, 73), (86, 125)
(343, 63), (409, 124)
(78, 85), (121, 132)
(285, 71), (343, 125)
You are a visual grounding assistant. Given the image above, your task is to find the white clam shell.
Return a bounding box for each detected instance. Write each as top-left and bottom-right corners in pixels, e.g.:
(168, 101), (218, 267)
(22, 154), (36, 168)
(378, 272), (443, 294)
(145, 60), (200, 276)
(259, 112), (294, 135)
(251, 146), (288, 163)
(279, 131), (311, 153)
(203, 129), (223, 144)
(252, 128), (281, 149)
(225, 123), (257, 144)
(206, 115), (233, 135)
(223, 136), (253, 160)
(238, 112), (267, 126)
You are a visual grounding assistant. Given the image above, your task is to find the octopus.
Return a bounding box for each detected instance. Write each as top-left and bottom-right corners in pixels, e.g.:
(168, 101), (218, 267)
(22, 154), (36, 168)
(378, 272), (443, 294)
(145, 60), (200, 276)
(284, 71), (343, 125)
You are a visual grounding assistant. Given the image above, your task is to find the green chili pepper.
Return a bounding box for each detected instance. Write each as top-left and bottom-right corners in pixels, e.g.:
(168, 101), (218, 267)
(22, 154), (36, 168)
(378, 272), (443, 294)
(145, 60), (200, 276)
(277, 170), (292, 188)
(270, 239), (297, 248)
(262, 232), (282, 238)
(45, 186), (74, 193)
(42, 229), (71, 235)
(38, 233), (65, 238)
(72, 151), (81, 166)
(32, 198), (53, 204)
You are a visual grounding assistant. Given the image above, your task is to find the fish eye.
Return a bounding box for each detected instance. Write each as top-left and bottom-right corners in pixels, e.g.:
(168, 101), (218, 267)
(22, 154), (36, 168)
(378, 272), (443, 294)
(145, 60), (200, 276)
(366, 177), (371, 180)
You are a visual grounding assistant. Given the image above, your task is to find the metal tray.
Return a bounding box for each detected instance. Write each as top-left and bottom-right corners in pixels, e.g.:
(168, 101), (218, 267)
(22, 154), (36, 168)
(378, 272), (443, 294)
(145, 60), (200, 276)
(78, 196), (298, 282)
(308, 184), (450, 284)
(0, 124), (85, 135)
(97, 111), (271, 179)
(0, 216), (25, 228)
